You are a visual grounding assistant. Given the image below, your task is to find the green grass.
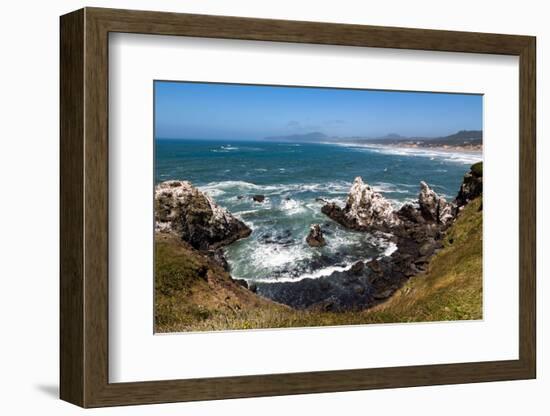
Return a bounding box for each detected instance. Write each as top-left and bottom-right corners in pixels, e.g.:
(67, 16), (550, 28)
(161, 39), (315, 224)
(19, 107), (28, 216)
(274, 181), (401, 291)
(155, 197), (482, 332)
(471, 161), (483, 177)
(362, 196), (483, 322)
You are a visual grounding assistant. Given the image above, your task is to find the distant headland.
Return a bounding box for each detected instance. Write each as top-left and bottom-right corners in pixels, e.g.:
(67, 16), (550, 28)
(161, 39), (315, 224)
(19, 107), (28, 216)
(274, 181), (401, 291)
(264, 130), (482, 152)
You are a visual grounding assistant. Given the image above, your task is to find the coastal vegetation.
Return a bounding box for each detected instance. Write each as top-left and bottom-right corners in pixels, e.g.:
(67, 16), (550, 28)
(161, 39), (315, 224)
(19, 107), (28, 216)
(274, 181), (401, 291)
(155, 196), (481, 331)
(155, 163), (483, 332)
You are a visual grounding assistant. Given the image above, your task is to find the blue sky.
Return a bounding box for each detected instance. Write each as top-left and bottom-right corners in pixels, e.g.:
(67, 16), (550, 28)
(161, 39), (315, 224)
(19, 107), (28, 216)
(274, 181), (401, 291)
(154, 81), (482, 140)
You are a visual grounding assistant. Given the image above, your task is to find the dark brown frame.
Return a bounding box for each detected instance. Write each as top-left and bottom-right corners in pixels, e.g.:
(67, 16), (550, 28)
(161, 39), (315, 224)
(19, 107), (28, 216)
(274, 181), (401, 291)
(60, 7), (536, 408)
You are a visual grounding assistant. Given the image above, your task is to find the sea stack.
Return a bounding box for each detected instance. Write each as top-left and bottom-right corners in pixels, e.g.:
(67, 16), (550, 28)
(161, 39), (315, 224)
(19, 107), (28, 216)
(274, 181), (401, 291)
(321, 177), (399, 231)
(306, 224), (326, 247)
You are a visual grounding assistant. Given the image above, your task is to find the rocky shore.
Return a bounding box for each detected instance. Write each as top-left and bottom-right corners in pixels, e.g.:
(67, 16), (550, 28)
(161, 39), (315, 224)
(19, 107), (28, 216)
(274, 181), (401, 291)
(256, 162), (482, 310)
(155, 162), (482, 313)
(155, 180), (251, 269)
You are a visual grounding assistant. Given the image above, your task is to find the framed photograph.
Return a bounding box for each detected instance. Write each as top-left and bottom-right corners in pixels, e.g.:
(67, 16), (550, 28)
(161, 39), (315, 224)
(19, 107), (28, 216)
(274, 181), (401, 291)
(60, 7), (536, 407)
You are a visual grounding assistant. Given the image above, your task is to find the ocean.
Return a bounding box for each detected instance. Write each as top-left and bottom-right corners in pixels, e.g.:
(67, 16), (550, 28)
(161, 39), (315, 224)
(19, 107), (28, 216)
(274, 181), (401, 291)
(155, 139), (482, 284)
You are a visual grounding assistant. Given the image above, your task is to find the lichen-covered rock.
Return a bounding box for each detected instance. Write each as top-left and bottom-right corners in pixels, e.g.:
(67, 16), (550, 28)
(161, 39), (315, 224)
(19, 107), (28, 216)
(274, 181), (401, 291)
(456, 162), (483, 207)
(322, 177), (399, 230)
(155, 180), (251, 250)
(418, 181), (455, 225)
(306, 224), (326, 247)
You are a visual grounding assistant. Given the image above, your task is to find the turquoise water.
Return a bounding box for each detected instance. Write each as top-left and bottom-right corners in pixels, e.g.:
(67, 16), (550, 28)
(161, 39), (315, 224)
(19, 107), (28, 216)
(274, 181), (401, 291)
(155, 139), (481, 283)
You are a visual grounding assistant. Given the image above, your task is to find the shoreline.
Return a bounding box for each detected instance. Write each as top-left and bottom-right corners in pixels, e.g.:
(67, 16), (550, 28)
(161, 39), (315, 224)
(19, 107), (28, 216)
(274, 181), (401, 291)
(154, 162), (483, 330)
(323, 141), (482, 155)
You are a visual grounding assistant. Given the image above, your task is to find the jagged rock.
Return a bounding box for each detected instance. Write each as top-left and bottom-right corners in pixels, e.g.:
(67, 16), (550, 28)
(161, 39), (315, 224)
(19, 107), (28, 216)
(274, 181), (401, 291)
(418, 240), (436, 256)
(207, 249), (230, 271)
(306, 224), (326, 247)
(252, 194), (265, 203)
(255, 163), (484, 311)
(367, 259), (383, 274)
(418, 181), (455, 225)
(397, 203), (425, 223)
(373, 289), (393, 300)
(322, 177), (399, 230)
(155, 180), (251, 250)
(350, 261), (365, 275)
(354, 286), (366, 295)
(456, 162), (483, 207)
(234, 279), (249, 289)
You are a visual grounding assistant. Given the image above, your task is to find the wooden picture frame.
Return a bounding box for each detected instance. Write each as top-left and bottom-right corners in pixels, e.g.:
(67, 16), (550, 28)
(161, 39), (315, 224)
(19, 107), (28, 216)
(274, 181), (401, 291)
(60, 7), (536, 408)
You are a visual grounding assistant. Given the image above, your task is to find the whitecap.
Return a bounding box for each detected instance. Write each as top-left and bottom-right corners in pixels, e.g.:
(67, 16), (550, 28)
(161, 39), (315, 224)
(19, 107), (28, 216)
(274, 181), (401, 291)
(211, 144), (240, 153)
(198, 187), (225, 197)
(380, 242), (398, 257)
(279, 198), (306, 215)
(372, 182), (410, 194)
(201, 180), (261, 192)
(233, 209), (260, 216)
(332, 142), (482, 165)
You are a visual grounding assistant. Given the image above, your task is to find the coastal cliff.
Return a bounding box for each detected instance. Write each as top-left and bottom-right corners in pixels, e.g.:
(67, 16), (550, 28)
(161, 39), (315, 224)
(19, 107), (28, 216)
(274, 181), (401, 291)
(154, 180), (289, 331)
(155, 163), (483, 331)
(155, 180), (251, 250)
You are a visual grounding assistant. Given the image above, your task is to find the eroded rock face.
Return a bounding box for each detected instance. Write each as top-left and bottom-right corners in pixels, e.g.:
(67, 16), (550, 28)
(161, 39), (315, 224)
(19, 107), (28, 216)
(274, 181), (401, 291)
(155, 180), (251, 251)
(456, 161), (483, 208)
(306, 224), (326, 247)
(418, 181), (455, 225)
(322, 177), (399, 231)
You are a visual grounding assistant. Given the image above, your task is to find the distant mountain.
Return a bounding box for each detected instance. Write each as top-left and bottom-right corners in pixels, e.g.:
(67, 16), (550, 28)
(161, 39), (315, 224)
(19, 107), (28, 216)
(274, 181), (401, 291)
(350, 130), (482, 150)
(426, 130), (482, 145)
(264, 132), (329, 142)
(263, 130), (482, 149)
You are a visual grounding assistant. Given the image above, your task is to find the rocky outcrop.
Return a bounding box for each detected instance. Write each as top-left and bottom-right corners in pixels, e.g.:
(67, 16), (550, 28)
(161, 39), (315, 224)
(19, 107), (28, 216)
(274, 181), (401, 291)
(306, 224), (326, 247)
(252, 194), (266, 203)
(273, 164), (482, 311)
(321, 177), (399, 231)
(155, 180), (251, 251)
(418, 181), (455, 225)
(456, 161), (483, 208)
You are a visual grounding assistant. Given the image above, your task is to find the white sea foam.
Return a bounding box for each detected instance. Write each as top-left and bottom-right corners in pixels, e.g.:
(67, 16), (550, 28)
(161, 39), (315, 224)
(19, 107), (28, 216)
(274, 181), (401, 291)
(372, 182), (410, 194)
(199, 187), (225, 198)
(251, 261), (371, 283)
(230, 226), (398, 283)
(333, 142), (482, 165)
(199, 180), (352, 197)
(279, 198), (306, 215)
(233, 209), (260, 216)
(381, 242), (398, 257)
(200, 180), (262, 192)
(251, 243), (311, 270)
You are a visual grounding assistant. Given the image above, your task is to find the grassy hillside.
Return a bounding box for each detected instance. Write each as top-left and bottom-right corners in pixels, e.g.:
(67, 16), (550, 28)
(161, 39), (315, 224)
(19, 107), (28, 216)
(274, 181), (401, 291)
(363, 196), (482, 322)
(154, 233), (290, 332)
(155, 197), (482, 332)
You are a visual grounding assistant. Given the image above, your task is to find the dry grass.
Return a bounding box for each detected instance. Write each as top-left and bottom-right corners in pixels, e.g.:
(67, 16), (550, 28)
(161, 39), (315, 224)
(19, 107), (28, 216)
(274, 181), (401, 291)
(155, 197), (482, 332)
